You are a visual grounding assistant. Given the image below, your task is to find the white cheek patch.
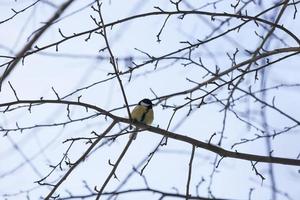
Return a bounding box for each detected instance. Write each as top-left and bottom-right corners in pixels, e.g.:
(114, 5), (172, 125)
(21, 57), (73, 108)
(140, 102), (150, 107)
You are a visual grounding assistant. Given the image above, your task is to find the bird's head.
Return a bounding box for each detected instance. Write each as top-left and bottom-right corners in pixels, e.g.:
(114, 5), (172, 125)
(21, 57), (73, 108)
(139, 98), (153, 109)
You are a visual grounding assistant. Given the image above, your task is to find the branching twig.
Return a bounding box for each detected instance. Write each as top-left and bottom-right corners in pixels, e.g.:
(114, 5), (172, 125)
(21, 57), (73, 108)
(44, 121), (117, 200)
(95, 1), (132, 121)
(0, 0), (75, 91)
(95, 136), (134, 199)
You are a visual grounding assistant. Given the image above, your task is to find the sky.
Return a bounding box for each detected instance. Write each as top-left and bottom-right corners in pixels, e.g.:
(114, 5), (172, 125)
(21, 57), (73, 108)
(0, 0), (300, 200)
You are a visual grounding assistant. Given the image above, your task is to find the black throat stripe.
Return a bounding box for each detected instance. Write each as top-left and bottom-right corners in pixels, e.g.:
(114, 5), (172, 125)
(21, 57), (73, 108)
(140, 108), (150, 123)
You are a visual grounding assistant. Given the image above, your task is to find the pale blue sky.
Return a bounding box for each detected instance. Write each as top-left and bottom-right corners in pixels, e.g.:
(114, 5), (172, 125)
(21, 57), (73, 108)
(0, 0), (300, 199)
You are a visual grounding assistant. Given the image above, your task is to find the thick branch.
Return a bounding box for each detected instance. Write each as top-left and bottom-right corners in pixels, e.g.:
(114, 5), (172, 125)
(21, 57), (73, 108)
(1, 99), (300, 166)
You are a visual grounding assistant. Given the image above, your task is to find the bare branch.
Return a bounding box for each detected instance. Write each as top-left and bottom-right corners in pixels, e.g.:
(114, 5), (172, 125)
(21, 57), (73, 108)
(95, 136), (134, 199)
(0, 0), (75, 91)
(186, 145), (195, 200)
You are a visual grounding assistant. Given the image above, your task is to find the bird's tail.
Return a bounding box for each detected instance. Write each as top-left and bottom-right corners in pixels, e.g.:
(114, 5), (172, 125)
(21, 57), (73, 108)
(129, 127), (139, 140)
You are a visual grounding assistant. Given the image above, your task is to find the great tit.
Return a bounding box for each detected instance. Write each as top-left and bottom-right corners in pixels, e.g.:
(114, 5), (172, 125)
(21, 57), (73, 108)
(130, 98), (154, 139)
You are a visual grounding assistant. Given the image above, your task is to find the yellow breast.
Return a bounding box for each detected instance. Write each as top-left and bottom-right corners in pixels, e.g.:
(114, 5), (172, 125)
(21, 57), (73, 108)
(131, 105), (153, 125)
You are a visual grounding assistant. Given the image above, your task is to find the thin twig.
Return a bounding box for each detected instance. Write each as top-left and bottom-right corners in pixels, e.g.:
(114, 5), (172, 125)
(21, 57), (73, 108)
(8, 81), (19, 101)
(95, 1), (132, 121)
(95, 136), (135, 199)
(44, 121), (117, 200)
(186, 145), (195, 200)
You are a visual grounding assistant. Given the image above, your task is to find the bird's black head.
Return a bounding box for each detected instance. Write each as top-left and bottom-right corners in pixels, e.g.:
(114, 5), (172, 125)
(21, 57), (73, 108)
(139, 98), (153, 108)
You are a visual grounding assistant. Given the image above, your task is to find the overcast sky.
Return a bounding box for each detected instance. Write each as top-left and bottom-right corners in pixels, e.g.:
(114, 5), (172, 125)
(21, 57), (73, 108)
(1, 0), (300, 200)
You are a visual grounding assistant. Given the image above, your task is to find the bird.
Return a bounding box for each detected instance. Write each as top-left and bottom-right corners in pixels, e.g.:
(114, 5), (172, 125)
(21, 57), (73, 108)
(130, 98), (154, 139)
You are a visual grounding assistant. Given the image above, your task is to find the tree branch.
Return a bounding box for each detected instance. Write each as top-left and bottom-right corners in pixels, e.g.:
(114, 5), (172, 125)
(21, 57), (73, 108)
(1, 99), (300, 166)
(0, 0), (75, 91)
